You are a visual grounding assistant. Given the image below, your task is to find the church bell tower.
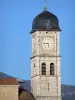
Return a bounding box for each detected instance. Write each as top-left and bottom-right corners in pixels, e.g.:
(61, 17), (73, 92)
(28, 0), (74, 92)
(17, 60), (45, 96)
(30, 5), (62, 100)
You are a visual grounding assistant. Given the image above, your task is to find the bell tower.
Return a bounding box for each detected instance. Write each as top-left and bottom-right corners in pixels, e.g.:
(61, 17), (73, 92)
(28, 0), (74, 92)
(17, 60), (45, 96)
(30, 6), (62, 100)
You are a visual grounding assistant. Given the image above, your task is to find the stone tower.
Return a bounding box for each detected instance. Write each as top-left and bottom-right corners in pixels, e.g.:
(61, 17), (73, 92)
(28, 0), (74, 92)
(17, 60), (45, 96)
(30, 8), (61, 100)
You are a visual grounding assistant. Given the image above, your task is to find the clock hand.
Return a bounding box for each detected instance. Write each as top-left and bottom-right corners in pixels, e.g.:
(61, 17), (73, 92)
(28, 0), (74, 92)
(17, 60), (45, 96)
(48, 43), (49, 47)
(43, 43), (49, 46)
(43, 43), (49, 44)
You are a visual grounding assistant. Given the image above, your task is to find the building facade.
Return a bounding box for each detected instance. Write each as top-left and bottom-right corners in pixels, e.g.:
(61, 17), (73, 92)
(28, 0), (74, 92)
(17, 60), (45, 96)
(31, 8), (62, 100)
(0, 78), (19, 100)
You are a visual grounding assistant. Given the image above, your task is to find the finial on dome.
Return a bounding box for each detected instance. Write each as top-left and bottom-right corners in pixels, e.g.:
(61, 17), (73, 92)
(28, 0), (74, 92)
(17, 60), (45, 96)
(44, 6), (47, 11)
(44, 0), (47, 11)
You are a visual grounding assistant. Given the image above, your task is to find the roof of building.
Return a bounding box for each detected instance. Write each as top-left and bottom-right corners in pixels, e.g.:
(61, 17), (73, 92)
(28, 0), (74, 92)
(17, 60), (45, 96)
(0, 72), (18, 85)
(17, 78), (26, 83)
(0, 78), (18, 85)
(31, 10), (61, 33)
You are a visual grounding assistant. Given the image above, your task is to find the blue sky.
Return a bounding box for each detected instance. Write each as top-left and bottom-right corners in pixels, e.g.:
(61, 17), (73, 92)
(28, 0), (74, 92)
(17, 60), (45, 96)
(0, 0), (75, 85)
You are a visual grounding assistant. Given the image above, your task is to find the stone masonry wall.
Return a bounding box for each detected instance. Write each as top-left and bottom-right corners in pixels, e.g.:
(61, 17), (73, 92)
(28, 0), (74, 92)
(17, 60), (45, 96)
(0, 85), (19, 100)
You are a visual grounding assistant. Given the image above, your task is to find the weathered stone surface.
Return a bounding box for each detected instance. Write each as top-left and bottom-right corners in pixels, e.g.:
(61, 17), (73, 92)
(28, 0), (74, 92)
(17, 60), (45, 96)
(31, 31), (61, 100)
(0, 85), (19, 100)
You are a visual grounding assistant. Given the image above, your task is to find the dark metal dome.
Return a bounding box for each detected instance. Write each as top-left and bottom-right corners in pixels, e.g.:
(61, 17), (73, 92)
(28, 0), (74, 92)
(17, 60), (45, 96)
(31, 10), (61, 33)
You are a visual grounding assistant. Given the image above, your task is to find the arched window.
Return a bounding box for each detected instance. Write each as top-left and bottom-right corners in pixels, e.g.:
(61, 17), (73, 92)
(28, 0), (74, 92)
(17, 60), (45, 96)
(41, 63), (46, 75)
(50, 63), (54, 75)
(34, 64), (35, 67)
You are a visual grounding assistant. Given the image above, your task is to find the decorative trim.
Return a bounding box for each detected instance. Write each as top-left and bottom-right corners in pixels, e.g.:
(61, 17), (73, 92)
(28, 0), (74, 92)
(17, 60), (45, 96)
(31, 75), (61, 78)
(30, 55), (61, 59)
(30, 29), (62, 34)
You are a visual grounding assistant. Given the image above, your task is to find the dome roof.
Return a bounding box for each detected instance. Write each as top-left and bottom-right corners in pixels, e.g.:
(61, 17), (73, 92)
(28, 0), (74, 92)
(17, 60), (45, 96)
(19, 87), (35, 100)
(31, 10), (61, 33)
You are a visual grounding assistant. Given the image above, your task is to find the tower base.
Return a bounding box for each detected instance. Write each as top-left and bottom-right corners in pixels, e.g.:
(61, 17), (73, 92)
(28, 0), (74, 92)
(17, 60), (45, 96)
(36, 96), (62, 100)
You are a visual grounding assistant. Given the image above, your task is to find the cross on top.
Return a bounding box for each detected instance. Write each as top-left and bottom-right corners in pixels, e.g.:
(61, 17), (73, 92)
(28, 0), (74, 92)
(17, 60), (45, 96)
(44, 0), (47, 11)
(45, 0), (47, 5)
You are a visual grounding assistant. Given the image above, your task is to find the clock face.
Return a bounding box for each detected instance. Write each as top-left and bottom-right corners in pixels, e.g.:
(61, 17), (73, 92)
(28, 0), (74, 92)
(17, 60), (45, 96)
(42, 37), (54, 50)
